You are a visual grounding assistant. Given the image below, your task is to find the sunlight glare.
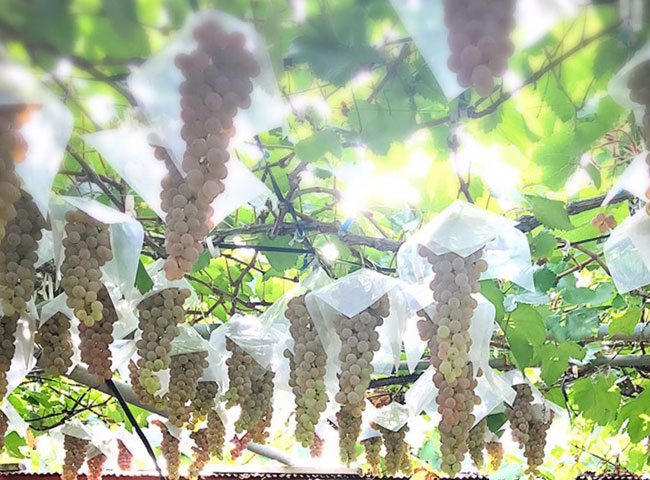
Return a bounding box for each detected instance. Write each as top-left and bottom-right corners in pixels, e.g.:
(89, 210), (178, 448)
(320, 243), (339, 263)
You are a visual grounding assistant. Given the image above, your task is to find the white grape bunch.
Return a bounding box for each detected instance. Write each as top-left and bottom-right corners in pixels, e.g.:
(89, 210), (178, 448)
(62, 434), (89, 480)
(223, 338), (274, 442)
(79, 287), (118, 382)
(189, 428), (210, 480)
(60, 209), (113, 327)
(0, 314), (19, 402)
(136, 287), (190, 394)
(505, 383), (534, 448)
(190, 380), (219, 428)
(0, 106), (29, 244)
(168, 350), (209, 428)
(524, 409), (553, 475)
(486, 440), (503, 471)
(443, 0), (516, 97)
(128, 361), (166, 410)
(416, 247), (487, 476)
(86, 453), (107, 480)
(153, 420), (180, 480)
(377, 424), (412, 477)
(35, 312), (74, 377)
(207, 410), (226, 459)
(0, 410), (7, 451)
(117, 440), (133, 471)
(161, 20), (259, 281)
(333, 294), (390, 465)
(468, 417), (487, 468)
(0, 190), (46, 317)
(284, 292), (328, 448)
(362, 436), (382, 476)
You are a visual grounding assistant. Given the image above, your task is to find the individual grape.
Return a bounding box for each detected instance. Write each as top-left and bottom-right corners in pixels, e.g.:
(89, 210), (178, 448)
(0, 314), (19, 402)
(284, 292), (328, 448)
(362, 436), (382, 476)
(87, 452), (107, 480)
(153, 420), (180, 480)
(505, 383), (534, 448)
(416, 246), (487, 477)
(190, 380), (219, 428)
(35, 312), (74, 377)
(333, 295), (390, 465)
(443, 0), (515, 97)
(78, 287), (118, 382)
(486, 441), (504, 471)
(310, 433), (324, 458)
(468, 418), (487, 469)
(0, 410), (7, 451)
(128, 361), (166, 410)
(207, 410), (226, 459)
(62, 434), (89, 480)
(136, 288), (190, 394)
(0, 190), (46, 317)
(524, 407), (553, 474)
(60, 209), (112, 327)
(0, 106), (29, 244)
(189, 429), (210, 480)
(377, 424), (412, 476)
(168, 350), (209, 428)
(117, 440), (133, 471)
(223, 339), (274, 443)
(160, 21), (259, 280)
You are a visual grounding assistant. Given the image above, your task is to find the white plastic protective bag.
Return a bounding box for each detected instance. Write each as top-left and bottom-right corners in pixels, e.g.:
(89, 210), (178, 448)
(134, 258), (199, 308)
(373, 401), (411, 432)
(2, 301), (37, 397)
(170, 323), (210, 356)
(84, 125), (274, 227)
(602, 151), (650, 206)
(397, 200), (535, 291)
(604, 210), (650, 293)
(49, 195), (144, 302)
(306, 268), (408, 376)
(127, 9), (286, 176)
(60, 418), (92, 440)
(0, 62), (73, 216)
(0, 400), (28, 437)
(608, 39), (650, 126)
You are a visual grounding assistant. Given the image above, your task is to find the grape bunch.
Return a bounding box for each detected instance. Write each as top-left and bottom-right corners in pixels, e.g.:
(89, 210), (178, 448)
(61, 209), (113, 327)
(486, 441), (504, 471)
(505, 383), (534, 448)
(207, 410), (226, 459)
(230, 433), (250, 460)
(35, 312), (74, 377)
(377, 424), (412, 477)
(443, 0), (516, 97)
(160, 20), (259, 281)
(590, 213), (617, 233)
(168, 350), (209, 428)
(310, 432), (324, 458)
(0, 190), (46, 317)
(0, 314), (19, 401)
(136, 288), (190, 394)
(333, 295), (389, 465)
(223, 338), (275, 441)
(362, 436), (382, 476)
(416, 247), (486, 476)
(284, 293), (328, 448)
(0, 106), (29, 244)
(524, 407), (553, 475)
(128, 361), (166, 410)
(62, 435), (89, 480)
(190, 380), (219, 427)
(87, 453), (107, 480)
(468, 417), (487, 468)
(153, 420), (180, 480)
(79, 287), (118, 382)
(189, 429), (210, 480)
(0, 410), (7, 451)
(117, 440), (133, 470)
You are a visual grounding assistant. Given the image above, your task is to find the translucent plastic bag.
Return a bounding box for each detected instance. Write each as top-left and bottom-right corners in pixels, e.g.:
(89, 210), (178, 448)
(127, 9), (286, 176)
(131, 258), (199, 308)
(373, 401), (411, 432)
(0, 62), (73, 216)
(397, 200), (534, 291)
(49, 195), (144, 302)
(404, 366), (438, 421)
(170, 323), (210, 356)
(608, 39), (650, 126)
(0, 400), (28, 437)
(60, 418), (92, 440)
(4, 306), (37, 397)
(604, 211), (650, 293)
(603, 151), (650, 205)
(84, 126), (274, 227)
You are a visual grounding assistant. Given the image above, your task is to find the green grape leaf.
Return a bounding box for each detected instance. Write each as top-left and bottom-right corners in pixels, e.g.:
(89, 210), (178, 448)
(525, 195), (574, 231)
(571, 374), (620, 425)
